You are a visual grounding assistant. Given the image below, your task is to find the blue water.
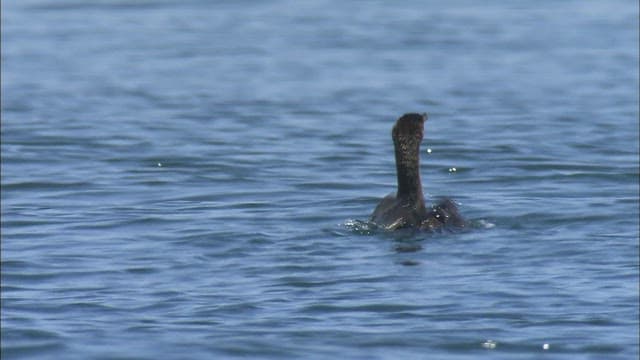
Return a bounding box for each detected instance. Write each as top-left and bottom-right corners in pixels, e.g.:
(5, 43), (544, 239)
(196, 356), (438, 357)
(2, 0), (639, 359)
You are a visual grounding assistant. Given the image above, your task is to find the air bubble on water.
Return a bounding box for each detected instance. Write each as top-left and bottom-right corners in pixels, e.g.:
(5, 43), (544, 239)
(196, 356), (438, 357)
(427, 148), (432, 154)
(157, 162), (163, 167)
(543, 343), (550, 350)
(448, 167), (457, 172)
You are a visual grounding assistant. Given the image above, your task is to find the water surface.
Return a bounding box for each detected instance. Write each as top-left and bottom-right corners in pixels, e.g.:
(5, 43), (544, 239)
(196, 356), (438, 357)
(2, 0), (639, 359)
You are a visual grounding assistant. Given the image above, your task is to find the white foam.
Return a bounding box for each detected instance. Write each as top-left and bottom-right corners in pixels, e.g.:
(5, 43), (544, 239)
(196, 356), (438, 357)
(481, 340), (497, 349)
(478, 219), (495, 229)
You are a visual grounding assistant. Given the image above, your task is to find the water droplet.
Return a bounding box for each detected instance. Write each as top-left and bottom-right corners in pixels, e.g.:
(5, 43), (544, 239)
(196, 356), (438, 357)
(543, 343), (550, 350)
(448, 167), (457, 172)
(157, 163), (163, 167)
(427, 148), (432, 153)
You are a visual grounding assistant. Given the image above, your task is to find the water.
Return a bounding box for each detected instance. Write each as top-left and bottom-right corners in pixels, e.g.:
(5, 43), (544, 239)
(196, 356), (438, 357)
(2, 0), (638, 359)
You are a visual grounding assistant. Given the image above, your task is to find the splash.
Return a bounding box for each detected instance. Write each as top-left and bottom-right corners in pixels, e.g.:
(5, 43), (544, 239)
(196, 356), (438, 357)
(343, 219), (378, 235)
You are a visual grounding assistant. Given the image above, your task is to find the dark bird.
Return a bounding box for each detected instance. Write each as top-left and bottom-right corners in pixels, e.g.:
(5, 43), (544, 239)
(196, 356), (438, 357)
(370, 113), (466, 231)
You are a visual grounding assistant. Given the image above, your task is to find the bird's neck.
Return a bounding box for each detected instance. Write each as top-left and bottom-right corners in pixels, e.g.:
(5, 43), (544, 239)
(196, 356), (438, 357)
(394, 138), (425, 205)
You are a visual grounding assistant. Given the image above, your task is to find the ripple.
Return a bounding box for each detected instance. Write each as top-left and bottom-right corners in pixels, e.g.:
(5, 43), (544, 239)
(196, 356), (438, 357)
(0, 328), (65, 358)
(302, 303), (426, 314)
